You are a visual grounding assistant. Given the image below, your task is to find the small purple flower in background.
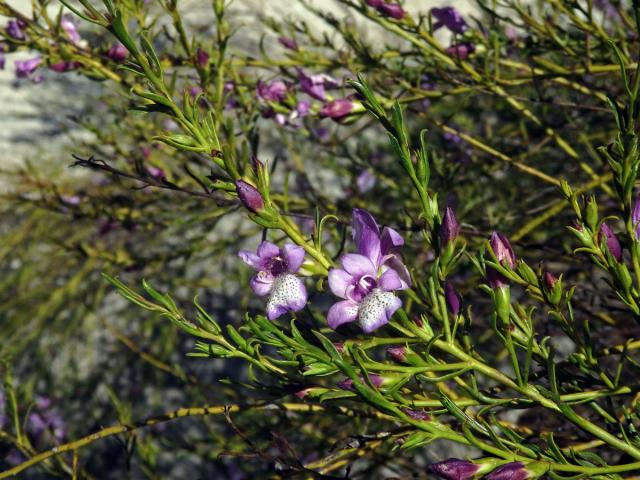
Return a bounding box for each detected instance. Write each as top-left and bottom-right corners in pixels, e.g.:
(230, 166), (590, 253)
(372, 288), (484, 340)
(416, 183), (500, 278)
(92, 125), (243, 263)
(337, 373), (383, 390)
(356, 169), (376, 194)
(196, 47), (209, 68)
(445, 42), (475, 60)
(107, 42), (128, 62)
(239, 241), (307, 320)
(427, 458), (479, 480)
(60, 194), (81, 206)
(365, 0), (384, 6)
(327, 209), (410, 333)
(49, 61), (80, 73)
(403, 408), (430, 421)
(0, 389), (6, 428)
(431, 7), (467, 34)
(146, 166), (165, 179)
(6, 19), (26, 40)
(257, 79), (287, 102)
(60, 15), (82, 45)
(27, 396), (66, 441)
(487, 231), (516, 289)
(15, 56), (42, 79)
(444, 282), (460, 316)
(440, 206), (460, 246)
(235, 180), (264, 213)
(297, 69), (340, 101)
(278, 36), (298, 50)
(319, 98), (353, 122)
(599, 222), (622, 262)
(484, 462), (529, 480)
(632, 197), (640, 240)
(378, 3), (405, 19)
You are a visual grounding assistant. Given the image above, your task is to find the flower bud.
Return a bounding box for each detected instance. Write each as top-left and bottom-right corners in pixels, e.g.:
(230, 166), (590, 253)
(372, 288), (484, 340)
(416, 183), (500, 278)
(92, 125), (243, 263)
(386, 346), (406, 363)
(599, 222), (622, 262)
(444, 282), (461, 317)
(585, 195), (598, 231)
(428, 458), (479, 480)
(485, 462), (531, 480)
(319, 98), (353, 122)
(378, 3), (405, 19)
(195, 47), (210, 68)
(235, 180), (264, 213)
(402, 408), (430, 421)
(440, 207), (460, 246)
(543, 271), (557, 289)
(278, 36), (298, 50)
(487, 232), (516, 290)
(445, 43), (475, 60)
(337, 374), (383, 391)
(633, 197), (640, 240)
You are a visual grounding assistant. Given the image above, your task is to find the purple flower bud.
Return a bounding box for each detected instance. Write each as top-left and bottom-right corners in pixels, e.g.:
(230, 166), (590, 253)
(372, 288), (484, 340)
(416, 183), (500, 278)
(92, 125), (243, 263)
(6, 19), (26, 40)
(402, 408), (431, 421)
(60, 15), (82, 45)
(543, 271), (558, 289)
(257, 80), (287, 102)
(15, 56), (42, 78)
(357, 169), (376, 194)
(365, 0), (384, 6)
(632, 197), (640, 240)
(196, 48), (209, 68)
(445, 42), (475, 60)
(485, 462), (529, 480)
(444, 282), (461, 316)
(431, 7), (468, 34)
(235, 180), (264, 213)
(338, 374), (383, 391)
(386, 346), (406, 363)
(319, 98), (353, 122)
(488, 232), (516, 289)
(428, 458), (479, 480)
(440, 206), (460, 246)
(278, 36), (298, 50)
(378, 3), (406, 19)
(600, 222), (622, 262)
(107, 43), (128, 62)
(48, 61), (80, 73)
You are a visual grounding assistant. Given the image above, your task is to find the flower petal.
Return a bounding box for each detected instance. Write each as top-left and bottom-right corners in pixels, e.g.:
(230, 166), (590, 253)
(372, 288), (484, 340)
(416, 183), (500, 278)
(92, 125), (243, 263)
(358, 291), (402, 333)
(238, 250), (261, 269)
(341, 253), (377, 277)
(384, 254), (412, 289)
(378, 268), (402, 292)
(328, 268), (354, 299)
(380, 226), (404, 255)
(352, 209), (381, 264)
(282, 243), (305, 273)
(327, 300), (359, 329)
(266, 274), (307, 320)
(250, 273), (273, 297)
(257, 241), (280, 260)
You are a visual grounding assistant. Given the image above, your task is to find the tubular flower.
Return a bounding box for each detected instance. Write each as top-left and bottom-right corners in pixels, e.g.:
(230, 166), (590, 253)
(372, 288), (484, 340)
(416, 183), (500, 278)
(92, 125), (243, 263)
(440, 206), (460, 246)
(485, 462), (530, 480)
(239, 241), (307, 320)
(327, 209), (409, 333)
(107, 43), (128, 62)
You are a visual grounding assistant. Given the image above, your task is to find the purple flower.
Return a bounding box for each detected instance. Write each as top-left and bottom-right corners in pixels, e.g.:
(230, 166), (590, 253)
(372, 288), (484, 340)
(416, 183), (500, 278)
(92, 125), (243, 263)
(257, 80), (287, 102)
(600, 222), (622, 262)
(319, 98), (353, 122)
(327, 209), (409, 333)
(485, 462), (529, 480)
(6, 19), (26, 40)
(61, 15), (82, 45)
(235, 180), (264, 213)
(444, 282), (460, 316)
(15, 56), (42, 78)
(49, 61), (80, 73)
(445, 43), (475, 60)
(337, 374), (383, 390)
(543, 271), (558, 289)
(386, 346), (406, 362)
(107, 43), (128, 62)
(431, 7), (467, 34)
(440, 206), (460, 246)
(297, 69), (339, 101)
(0, 44), (5, 70)
(632, 197), (640, 240)
(428, 458), (479, 480)
(196, 48), (209, 67)
(378, 3), (405, 19)
(488, 232), (516, 289)
(356, 169), (376, 194)
(239, 241), (307, 320)
(403, 408), (430, 420)
(365, 0), (384, 6)
(278, 36), (298, 50)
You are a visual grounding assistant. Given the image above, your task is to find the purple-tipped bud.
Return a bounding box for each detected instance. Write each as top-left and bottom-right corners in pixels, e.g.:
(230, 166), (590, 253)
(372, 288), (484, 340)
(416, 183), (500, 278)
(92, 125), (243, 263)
(445, 43), (475, 60)
(600, 222), (622, 262)
(365, 0), (384, 6)
(107, 43), (128, 62)
(428, 458), (479, 480)
(319, 98), (353, 122)
(15, 56), (41, 78)
(196, 48), (209, 68)
(440, 207), (460, 246)
(386, 346), (406, 363)
(431, 7), (467, 34)
(403, 408), (431, 420)
(488, 232), (516, 289)
(378, 3), (405, 19)
(257, 80), (287, 102)
(48, 61), (80, 73)
(6, 19), (26, 40)
(278, 36), (298, 50)
(485, 462), (529, 480)
(235, 180), (264, 213)
(444, 282), (461, 316)
(543, 272), (558, 289)
(338, 374), (383, 391)
(633, 197), (640, 240)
